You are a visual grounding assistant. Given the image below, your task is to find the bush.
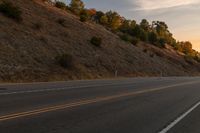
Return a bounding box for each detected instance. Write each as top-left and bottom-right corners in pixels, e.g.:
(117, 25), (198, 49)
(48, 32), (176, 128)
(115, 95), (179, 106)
(143, 49), (148, 53)
(90, 37), (102, 47)
(33, 22), (43, 30)
(79, 10), (89, 22)
(158, 38), (167, 48)
(39, 36), (48, 44)
(80, 15), (88, 22)
(0, 1), (22, 22)
(120, 34), (131, 42)
(150, 53), (154, 58)
(57, 18), (66, 27)
(184, 55), (195, 65)
(139, 31), (148, 41)
(55, 1), (67, 9)
(193, 55), (200, 63)
(120, 34), (139, 46)
(56, 54), (73, 68)
(131, 38), (139, 46)
(148, 32), (158, 44)
(155, 51), (164, 57)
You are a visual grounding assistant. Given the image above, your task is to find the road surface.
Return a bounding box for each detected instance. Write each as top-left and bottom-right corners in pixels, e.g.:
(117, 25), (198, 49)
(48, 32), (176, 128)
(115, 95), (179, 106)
(0, 77), (200, 133)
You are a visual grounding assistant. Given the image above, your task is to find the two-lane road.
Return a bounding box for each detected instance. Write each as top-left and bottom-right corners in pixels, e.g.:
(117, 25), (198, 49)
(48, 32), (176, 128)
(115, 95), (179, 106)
(0, 77), (200, 133)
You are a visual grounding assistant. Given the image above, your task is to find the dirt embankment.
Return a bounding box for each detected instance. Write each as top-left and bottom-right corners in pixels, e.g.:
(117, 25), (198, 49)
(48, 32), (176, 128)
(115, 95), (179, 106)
(0, 0), (199, 82)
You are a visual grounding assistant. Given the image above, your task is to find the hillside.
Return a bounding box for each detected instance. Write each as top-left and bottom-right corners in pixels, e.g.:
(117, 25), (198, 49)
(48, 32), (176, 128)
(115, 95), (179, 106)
(0, 0), (200, 82)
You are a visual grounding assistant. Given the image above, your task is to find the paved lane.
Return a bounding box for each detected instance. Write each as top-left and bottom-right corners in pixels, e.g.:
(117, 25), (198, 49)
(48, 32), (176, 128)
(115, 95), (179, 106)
(0, 77), (200, 133)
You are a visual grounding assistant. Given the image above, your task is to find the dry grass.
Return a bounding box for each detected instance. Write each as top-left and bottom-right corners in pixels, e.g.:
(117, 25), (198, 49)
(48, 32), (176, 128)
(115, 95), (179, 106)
(0, 0), (199, 82)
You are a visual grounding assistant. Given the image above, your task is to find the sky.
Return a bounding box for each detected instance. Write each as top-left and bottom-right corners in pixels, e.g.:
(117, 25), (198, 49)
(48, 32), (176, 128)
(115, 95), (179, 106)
(65, 0), (200, 51)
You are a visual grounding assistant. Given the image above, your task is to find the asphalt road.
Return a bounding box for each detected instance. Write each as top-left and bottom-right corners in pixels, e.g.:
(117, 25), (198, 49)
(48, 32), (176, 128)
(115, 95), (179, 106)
(0, 77), (200, 133)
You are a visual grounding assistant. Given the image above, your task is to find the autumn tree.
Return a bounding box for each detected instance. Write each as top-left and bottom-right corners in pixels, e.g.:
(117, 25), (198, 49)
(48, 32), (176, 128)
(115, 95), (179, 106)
(87, 8), (96, 20)
(179, 41), (193, 54)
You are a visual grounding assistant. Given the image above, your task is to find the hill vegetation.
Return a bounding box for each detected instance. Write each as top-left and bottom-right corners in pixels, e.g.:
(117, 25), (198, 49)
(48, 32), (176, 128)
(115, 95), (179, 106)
(0, 1), (22, 22)
(50, 0), (200, 62)
(0, 0), (200, 82)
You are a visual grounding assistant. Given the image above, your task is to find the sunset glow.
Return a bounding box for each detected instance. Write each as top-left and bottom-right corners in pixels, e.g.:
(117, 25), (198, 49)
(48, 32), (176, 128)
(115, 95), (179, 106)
(82, 0), (200, 51)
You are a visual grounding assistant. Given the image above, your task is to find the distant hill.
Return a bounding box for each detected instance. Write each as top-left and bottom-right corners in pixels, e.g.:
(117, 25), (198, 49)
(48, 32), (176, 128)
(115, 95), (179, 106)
(0, 0), (200, 82)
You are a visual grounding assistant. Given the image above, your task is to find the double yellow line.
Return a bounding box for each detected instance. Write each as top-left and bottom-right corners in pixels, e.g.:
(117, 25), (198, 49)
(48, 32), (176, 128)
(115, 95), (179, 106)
(0, 80), (199, 122)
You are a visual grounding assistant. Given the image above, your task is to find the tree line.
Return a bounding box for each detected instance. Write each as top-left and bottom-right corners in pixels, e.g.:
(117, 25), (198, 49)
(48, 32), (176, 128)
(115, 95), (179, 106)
(47, 0), (200, 62)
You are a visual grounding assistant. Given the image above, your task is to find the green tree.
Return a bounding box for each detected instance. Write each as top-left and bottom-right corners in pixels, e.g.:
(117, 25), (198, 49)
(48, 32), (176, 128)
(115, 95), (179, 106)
(69, 0), (84, 15)
(140, 30), (148, 41)
(119, 19), (131, 33)
(152, 21), (168, 36)
(181, 41), (193, 54)
(100, 15), (108, 25)
(148, 32), (158, 44)
(55, 1), (66, 9)
(94, 11), (104, 23)
(140, 19), (150, 31)
(151, 21), (176, 47)
(130, 20), (136, 28)
(131, 25), (143, 38)
(119, 19), (136, 34)
(105, 11), (122, 30)
(79, 9), (89, 22)
(158, 38), (167, 48)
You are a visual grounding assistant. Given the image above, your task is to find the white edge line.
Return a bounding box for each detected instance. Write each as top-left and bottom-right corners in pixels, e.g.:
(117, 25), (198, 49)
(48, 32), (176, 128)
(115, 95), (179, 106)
(158, 101), (200, 133)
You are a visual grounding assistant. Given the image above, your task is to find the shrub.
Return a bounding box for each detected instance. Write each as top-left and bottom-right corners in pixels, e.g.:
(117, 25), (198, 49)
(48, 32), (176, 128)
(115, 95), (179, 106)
(80, 14), (88, 22)
(150, 53), (154, 58)
(79, 10), (89, 22)
(39, 36), (48, 44)
(120, 34), (139, 46)
(131, 38), (139, 46)
(155, 51), (164, 57)
(148, 32), (158, 44)
(139, 31), (148, 41)
(193, 55), (200, 63)
(69, 0), (84, 15)
(0, 1), (22, 22)
(33, 22), (43, 30)
(120, 34), (131, 42)
(158, 38), (167, 48)
(56, 54), (73, 68)
(55, 1), (66, 9)
(57, 18), (66, 27)
(184, 55), (195, 65)
(143, 49), (148, 53)
(90, 37), (102, 47)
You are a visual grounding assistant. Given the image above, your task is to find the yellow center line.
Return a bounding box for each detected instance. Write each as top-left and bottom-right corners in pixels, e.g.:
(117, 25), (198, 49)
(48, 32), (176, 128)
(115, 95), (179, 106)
(0, 80), (199, 122)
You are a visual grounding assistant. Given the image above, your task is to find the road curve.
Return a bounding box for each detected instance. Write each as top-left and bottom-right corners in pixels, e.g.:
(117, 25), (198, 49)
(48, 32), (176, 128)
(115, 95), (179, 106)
(0, 77), (200, 133)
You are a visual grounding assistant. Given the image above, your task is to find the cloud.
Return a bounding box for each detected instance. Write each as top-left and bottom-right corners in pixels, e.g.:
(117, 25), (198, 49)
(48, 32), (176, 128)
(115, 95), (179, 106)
(134, 0), (199, 10)
(81, 0), (200, 51)
(82, 0), (137, 11)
